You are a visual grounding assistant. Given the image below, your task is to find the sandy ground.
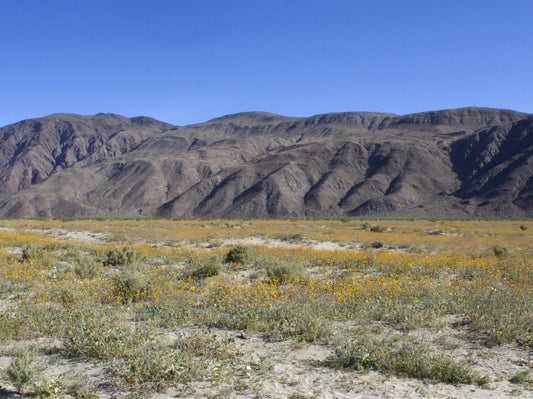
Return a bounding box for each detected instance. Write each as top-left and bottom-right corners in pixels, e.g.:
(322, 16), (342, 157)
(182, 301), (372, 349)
(0, 226), (109, 244)
(1, 322), (531, 399)
(8, 225), (354, 251)
(221, 236), (358, 251)
(160, 325), (533, 399)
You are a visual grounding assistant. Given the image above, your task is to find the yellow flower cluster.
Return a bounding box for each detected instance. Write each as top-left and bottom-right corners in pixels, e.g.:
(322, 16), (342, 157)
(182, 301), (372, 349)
(0, 218), (530, 346)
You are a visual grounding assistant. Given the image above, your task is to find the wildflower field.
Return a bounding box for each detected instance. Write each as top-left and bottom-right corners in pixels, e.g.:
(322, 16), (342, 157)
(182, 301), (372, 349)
(0, 218), (531, 398)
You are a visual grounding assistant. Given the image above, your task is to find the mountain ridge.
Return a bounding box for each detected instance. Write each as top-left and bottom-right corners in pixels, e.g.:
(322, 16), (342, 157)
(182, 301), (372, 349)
(0, 107), (532, 218)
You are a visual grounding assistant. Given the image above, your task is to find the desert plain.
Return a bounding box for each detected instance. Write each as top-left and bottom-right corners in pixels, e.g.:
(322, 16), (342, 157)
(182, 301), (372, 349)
(0, 218), (531, 398)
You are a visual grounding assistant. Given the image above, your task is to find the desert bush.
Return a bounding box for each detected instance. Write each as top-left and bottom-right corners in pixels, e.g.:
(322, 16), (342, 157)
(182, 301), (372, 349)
(73, 256), (103, 279)
(64, 247), (103, 278)
(185, 259), (221, 279)
(58, 285), (86, 308)
(519, 224), (528, 231)
(14, 304), (67, 339)
(266, 261), (305, 284)
(273, 233), (304, 242)
(492, 245), (509, 257)
(509, 370), (530, 384)
(63, 307), (149, 360)
(105, 246), (138, 266)
(461, 286), (533, 346)
(0, 280), (17, 295)
(351, 249), (378, 272)
(135, 301), (189, 328)
(109, 344), (197, 392)
(327, 335), (482, 384)
(201, 291), (334, 343)
(0, 313), (28, 342)
(64, 246), (82, 259)
(173, 330), (237, 360)
(370, 225), (386, 233)
(63, 373), (98, 399)
(112, 268), (151, 303)
(225, 245), (254, 264)
(21, 244), (46, 261)
(5, 345), (44, 393)
(110, 332), (234, 392)
(33, 378), (66, 399)
(268, 315), (331, 343)
(43, 243), (61, 251)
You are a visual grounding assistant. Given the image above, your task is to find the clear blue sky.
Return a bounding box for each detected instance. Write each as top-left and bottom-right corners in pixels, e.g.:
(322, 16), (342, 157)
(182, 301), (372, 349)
(1, 0), (532, 127)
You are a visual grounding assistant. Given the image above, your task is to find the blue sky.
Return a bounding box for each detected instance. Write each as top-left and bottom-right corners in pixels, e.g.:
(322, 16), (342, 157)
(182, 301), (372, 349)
(1, 0), (532, 127)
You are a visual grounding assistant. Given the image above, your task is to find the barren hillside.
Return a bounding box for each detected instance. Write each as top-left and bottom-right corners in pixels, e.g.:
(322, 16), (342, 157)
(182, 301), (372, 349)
(0, 107), (531, 218)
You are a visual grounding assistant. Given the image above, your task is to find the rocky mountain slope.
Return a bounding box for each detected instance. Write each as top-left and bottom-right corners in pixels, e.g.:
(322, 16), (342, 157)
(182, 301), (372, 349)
(0, 107), (531, 218)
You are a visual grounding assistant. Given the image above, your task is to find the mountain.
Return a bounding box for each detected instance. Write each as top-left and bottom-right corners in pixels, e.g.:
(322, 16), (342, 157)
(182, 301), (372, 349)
(0, 107), (531, 218)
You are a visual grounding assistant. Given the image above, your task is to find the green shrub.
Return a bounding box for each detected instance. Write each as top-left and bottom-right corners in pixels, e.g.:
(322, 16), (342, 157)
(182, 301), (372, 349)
(361, 222), (372, 230)
(110, 332), (235, 392)
(186, 260), (221, 279)
(58, 285), (82, 307)
(64, 247), (103, 278)
(509, 371), (529, 384)
(135, 301), (188, 328)
(105, 246), (138, 266)
(0, 313), (28, 342)
(63, 308), (149, 360)
(21, 244), (46, 261)
(172, 330), (236, 360)
(274, 233), (304, 242)
(43, 243), (61, 251)
(73, 256), (103, 279)
(64, 246), (82, 259)
(462, 286), (532, 346)
(33, 378), (68, 399)
(6, 345), (44, 393)
(519, 224), (528, 231)
(109, 344), (195, 392)
(370, 225), (386, 233)
(112, 268), (151, 303)
(268, 315), (331, 343)
(225, 245), (254, 264)
(327, 335), (482, 384)
(266, 261), (305, 284)
(492, 245), (509, 257)
(63, 373), (99, 399)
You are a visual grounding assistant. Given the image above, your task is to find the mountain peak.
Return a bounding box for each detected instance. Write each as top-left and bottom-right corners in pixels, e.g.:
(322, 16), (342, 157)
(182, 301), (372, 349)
(205, 111), (292, 124)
